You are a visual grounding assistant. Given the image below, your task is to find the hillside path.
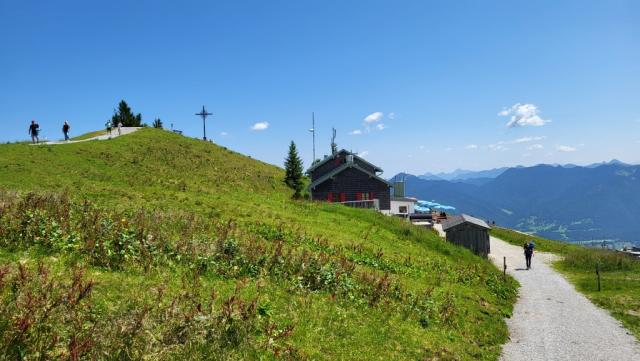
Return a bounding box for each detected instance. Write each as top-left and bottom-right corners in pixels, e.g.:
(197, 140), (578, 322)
(489, 236), (640, 361)
(34, 127), (141, 145)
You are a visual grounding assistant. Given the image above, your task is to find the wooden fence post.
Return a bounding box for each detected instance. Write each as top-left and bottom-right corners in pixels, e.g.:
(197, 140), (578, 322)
(596, 263), (601, 292)
(503, 256), (507, 281)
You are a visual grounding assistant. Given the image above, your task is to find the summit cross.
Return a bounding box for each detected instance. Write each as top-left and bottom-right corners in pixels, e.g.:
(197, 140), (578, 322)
(195, 105), (213, 140)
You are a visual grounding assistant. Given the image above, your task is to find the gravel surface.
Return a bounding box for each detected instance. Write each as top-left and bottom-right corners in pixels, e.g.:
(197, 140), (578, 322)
(489, 236), (640, 361)
(35, 127), (141, 145)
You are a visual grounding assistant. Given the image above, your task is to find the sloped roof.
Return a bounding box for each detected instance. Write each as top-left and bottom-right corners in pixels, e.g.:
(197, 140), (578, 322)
(391, 197), (418, 203)
(309, 162), (392, 190)
(307, 149), (383, 173)
(442, 214), (491, 231)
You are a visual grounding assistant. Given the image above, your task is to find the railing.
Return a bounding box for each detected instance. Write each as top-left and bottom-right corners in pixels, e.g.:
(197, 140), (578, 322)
(337, 199), (380, 211)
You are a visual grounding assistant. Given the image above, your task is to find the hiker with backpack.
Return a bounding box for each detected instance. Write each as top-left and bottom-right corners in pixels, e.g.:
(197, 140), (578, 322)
(28, 120), (40, 144)
(62, 121), (71, 141)
(105, 121), (113, 138)
(524, 240), (535, 269)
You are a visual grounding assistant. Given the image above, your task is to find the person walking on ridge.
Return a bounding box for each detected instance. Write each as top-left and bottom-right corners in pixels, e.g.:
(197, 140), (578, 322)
(105, 121), (113, 138)
(524, 240), (535, 270)
(28, 120), (40, 144)
(62, 121), (71, 141)
(117, 121), (123, 136)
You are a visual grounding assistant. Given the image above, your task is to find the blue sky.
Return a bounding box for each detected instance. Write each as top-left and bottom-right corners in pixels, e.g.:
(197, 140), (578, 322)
(1, 0), (639, 175)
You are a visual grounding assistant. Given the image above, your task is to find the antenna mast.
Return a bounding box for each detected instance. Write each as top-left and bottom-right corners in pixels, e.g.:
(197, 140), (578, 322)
(331, 128), (337, 155)
(309, 112), (316, 163)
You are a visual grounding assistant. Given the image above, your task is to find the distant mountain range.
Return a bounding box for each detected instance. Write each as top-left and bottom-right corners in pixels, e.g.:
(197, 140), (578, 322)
(395, 160), (640, 245)
(419, 167), (514, 181)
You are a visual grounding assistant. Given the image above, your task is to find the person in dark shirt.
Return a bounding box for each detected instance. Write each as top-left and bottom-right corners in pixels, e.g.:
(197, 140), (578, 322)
(524, 241), (535, 269)
(28, 120), (40, 144)
(62, 121), (71, 141)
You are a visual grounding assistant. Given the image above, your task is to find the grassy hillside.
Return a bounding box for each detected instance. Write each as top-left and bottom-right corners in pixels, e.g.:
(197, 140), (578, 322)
(491, 227), (640, 340)
(0, 129), (517, 360)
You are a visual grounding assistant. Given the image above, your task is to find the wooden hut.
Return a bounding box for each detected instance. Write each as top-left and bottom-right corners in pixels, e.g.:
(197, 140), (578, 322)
(307, 149), (391, 211)
(442, 214), (491, 257)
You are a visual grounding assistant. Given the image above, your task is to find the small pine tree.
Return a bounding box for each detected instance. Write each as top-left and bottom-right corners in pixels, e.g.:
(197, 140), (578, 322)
(153, 118), (163, 129)
(284, 141), (304, 198)
(111, 100), (142, 127)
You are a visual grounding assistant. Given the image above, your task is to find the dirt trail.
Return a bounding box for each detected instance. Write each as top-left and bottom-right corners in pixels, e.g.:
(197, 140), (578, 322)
(34, 127), (141, 145)
(489, 236), (640, 361)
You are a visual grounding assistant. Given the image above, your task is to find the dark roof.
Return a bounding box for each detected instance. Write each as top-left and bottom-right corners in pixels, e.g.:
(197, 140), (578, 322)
(309, 162), (392, 190)
(442, 214), (491, 231)
(307, 149), (383, 173)
(391, 196), (417, 203)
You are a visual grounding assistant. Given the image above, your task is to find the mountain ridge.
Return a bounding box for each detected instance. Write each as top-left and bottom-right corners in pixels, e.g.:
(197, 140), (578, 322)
(397, 162), (640, 245)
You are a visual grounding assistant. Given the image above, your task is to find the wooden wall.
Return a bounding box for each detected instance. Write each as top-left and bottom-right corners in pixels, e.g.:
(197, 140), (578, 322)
(312, 167), (391, 210)
(445, 223), (490, 257)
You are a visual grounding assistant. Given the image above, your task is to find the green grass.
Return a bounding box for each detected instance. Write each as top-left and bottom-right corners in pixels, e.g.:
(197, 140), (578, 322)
(490, 227), (581, 255)
(0, 128), (518, 360)
(70, 129), (107, 140)
(491, 227), (640, 340)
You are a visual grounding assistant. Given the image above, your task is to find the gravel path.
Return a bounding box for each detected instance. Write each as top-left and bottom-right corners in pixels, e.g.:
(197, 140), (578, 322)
(489, 236), (640, 361)
(35, 127), (141, 145)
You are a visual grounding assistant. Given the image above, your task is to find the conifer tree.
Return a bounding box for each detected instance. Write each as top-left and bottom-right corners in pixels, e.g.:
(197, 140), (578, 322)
(284, 141), (304, 198)
(153, 118), (163, 129)
(111, 100), (142, 127)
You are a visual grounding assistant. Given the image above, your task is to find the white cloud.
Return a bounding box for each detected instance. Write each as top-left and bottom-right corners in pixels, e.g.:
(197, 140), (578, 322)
(388, 112), (396, 120)
(465, 144), (478, 150)
(498, 103), (551, 127)
(556, 145), (577, 152)
(528, 144), (544, 150)
(488, 144), (508, 152)
(376, 123), (385, 131)
(349, 129), (362, 135)
(364, 112), (384, 123)
(220, 131), (228, 136)
(358, 150), (369, 158)
(512, 136), (546, 143)
(418, 145), (425, 150)
(250, 121), (269, 131)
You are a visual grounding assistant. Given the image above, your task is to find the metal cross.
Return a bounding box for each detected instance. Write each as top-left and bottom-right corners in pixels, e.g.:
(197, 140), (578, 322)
(195, 105), (213, 140)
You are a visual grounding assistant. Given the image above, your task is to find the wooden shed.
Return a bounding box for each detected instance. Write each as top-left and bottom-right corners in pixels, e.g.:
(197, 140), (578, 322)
(442, 214), (491, 257)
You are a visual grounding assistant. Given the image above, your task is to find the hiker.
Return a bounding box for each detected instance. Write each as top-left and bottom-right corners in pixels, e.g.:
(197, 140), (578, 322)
(117, 121), (123, 135)
(62, 121), (71, 141)
(105, 121), (113, 137)
(524, 240), (535, 269)
(28, 120), (40, 144)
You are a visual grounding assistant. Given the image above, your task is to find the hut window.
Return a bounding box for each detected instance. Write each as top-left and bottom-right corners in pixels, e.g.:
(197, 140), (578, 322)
(399, 206), (408, 213)
(327, 192), (334, 202)
(340, 193), (346, 202)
